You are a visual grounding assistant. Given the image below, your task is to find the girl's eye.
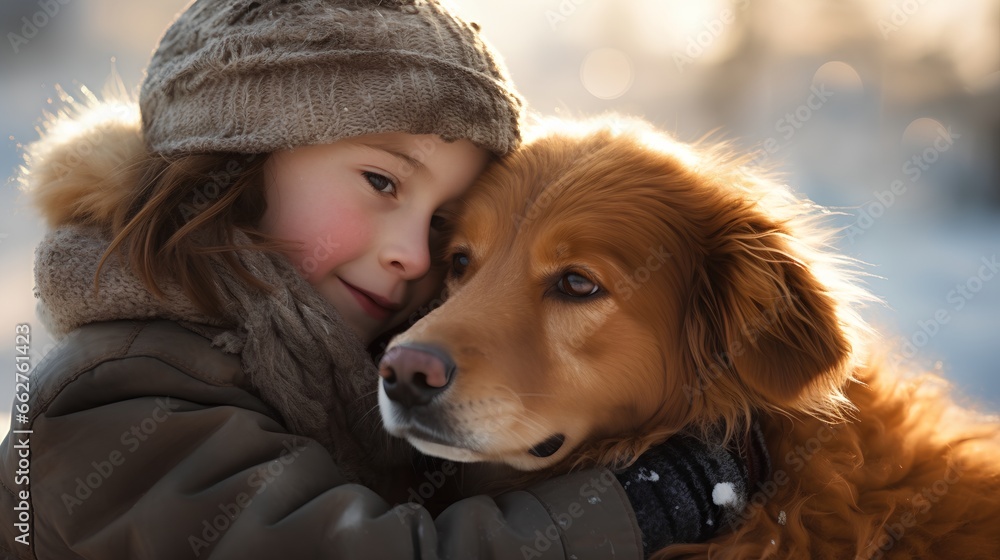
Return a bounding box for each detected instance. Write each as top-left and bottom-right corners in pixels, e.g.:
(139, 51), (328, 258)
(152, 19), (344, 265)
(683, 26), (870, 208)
(363, 171), (396, 195)
(557, 272), (600, 298)
(428, 216), (454, 268)
(430, 214), (450, 232)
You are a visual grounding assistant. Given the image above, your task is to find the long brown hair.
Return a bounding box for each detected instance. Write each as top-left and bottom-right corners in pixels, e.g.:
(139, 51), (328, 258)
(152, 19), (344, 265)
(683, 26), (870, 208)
(99, 150), (286, 317)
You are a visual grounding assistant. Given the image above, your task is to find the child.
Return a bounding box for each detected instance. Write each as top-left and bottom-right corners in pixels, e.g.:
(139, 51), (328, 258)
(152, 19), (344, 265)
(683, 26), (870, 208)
(0, 1), (767, 558)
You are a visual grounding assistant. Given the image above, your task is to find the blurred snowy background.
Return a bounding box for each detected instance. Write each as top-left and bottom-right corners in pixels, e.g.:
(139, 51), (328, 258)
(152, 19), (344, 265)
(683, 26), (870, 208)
(2, 0), (998, 433)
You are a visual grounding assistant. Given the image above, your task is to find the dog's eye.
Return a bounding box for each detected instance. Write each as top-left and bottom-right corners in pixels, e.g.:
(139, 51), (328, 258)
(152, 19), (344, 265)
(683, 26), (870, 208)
(451, 253), (470, 277)
(557, 273), (599, 298)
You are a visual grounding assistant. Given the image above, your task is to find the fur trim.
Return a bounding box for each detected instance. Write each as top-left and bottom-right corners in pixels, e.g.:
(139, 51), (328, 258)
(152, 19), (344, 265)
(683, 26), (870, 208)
(19, 81), (146, 230)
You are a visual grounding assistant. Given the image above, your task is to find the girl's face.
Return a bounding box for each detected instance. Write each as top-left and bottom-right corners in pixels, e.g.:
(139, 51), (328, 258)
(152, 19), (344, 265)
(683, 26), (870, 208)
(259, 133), (490, 344)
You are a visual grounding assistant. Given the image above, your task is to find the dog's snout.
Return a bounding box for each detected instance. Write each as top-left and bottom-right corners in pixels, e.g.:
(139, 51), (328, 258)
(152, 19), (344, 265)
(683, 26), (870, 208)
(379, 344), (456, 408)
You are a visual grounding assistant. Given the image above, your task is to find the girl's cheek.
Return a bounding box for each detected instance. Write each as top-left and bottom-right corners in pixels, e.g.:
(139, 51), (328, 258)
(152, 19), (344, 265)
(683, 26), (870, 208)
(297, 209), (373, 282)
(289, 231), (341, 281)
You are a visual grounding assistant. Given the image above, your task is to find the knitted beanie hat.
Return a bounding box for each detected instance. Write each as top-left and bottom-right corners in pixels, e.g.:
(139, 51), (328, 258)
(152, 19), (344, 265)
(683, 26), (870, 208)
(139, 0), (524, 157)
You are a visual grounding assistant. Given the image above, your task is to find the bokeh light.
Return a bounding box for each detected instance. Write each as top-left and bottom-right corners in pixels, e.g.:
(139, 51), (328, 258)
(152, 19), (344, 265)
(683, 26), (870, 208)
(580, 48), (633, 99)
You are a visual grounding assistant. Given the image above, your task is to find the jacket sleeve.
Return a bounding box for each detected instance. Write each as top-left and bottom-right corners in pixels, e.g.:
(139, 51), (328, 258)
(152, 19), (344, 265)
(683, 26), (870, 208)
(6, 352), (643, 559)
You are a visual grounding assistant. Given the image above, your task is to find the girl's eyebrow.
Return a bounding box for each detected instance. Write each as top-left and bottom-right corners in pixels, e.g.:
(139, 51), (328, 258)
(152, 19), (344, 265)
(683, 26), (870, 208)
(355, 142), (426, 173)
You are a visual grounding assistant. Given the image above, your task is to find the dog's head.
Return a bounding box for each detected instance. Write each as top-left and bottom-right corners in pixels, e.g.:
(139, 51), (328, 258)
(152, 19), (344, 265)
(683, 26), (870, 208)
(378, 117), (868, 471)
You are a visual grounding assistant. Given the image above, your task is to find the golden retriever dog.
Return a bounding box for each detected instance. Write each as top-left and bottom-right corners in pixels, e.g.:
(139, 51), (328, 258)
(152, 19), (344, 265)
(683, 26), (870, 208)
(377, 116), (1000, 559)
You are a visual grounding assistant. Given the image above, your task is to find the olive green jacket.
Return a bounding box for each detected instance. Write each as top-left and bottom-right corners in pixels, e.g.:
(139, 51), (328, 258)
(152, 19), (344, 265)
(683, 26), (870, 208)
(1, 319), (642, 559)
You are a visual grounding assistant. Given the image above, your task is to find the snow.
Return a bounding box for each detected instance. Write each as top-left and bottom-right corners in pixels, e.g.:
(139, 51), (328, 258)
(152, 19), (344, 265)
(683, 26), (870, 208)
(635, 468), (659, 482)
(712, 482), (737, 506)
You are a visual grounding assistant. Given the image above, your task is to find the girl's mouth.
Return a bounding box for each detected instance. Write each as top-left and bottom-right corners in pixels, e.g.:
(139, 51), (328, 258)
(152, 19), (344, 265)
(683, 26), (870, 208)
(340, 278), (399, 321)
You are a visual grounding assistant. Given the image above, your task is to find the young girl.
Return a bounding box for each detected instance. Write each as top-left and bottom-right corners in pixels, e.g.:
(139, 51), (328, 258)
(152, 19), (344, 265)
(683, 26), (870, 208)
(0, 1), (767, 558)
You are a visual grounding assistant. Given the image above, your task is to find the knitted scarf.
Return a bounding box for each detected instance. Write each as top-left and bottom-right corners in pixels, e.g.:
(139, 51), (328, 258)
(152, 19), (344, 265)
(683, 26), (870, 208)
(34, 223), (409, 484)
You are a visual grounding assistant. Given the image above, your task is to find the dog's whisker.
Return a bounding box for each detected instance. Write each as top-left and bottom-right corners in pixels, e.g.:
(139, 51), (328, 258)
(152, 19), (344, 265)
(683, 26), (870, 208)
(504, 411), (553, 444)
(493, 385), (558, 406)
(357, 403), (382, 426)
(352, 387), (380, 404)
(488, 422), (538, 450)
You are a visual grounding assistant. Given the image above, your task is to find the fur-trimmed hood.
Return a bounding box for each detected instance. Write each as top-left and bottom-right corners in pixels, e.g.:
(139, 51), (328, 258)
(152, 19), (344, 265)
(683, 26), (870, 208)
(22, 91), (220, 339)
(21, 88), (147, 232)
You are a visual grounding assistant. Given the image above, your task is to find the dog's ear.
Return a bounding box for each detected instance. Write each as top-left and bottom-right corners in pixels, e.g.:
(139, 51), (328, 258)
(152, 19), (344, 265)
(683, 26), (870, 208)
(683, 207), (853, 411)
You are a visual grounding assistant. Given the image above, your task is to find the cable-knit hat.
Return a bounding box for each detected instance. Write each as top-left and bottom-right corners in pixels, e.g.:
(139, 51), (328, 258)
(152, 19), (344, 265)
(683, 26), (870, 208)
(139, 0), (524, 157)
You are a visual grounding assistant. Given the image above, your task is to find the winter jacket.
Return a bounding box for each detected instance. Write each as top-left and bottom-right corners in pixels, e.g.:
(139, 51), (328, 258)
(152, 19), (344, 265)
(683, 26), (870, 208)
(0, 319), (642, 559)
(0, 99), (645, 559)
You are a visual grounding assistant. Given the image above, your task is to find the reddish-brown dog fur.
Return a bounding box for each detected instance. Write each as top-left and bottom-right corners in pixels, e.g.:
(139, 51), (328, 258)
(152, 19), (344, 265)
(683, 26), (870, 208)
(387, 117), (1000, 559)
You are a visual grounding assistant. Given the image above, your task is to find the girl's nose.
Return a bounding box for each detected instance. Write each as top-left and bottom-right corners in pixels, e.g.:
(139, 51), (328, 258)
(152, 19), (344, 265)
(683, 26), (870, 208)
(380, 218), (431, 280)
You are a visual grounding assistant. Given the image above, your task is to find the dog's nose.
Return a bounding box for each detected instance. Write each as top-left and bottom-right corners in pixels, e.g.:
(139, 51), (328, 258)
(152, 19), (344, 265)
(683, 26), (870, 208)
(379, 344), (456, 408)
